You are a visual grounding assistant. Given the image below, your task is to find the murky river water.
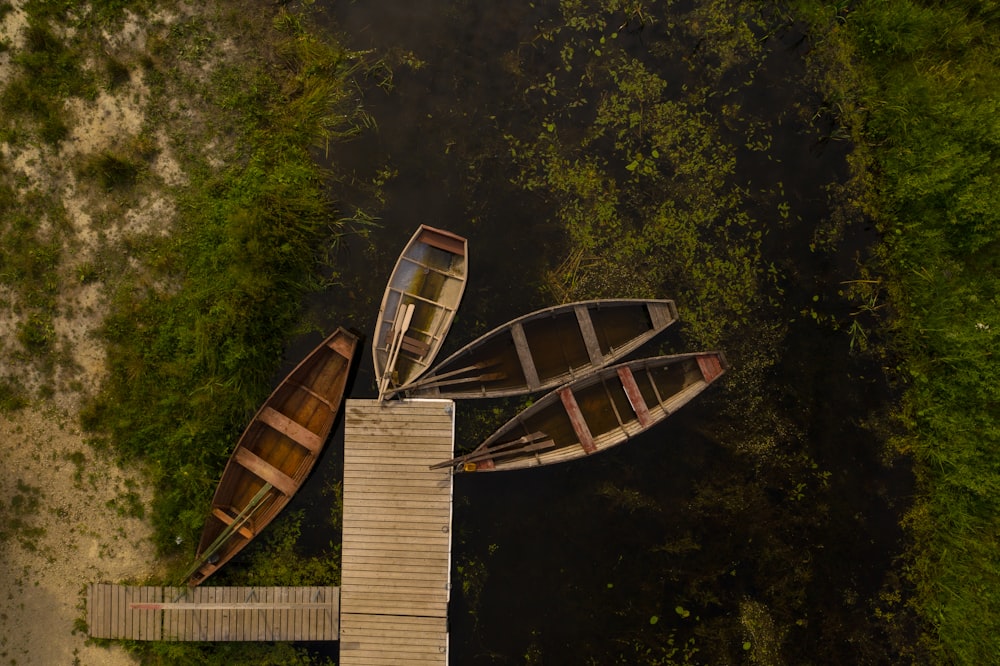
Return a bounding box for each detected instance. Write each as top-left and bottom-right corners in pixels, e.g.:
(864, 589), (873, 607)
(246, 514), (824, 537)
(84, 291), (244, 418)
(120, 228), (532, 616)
(266, 2), (915, 663)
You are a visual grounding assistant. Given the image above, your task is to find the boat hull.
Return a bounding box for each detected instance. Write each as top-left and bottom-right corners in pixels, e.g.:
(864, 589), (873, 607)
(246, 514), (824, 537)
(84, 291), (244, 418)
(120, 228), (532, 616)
(187, 327), (358, 585)
(373, 225), (468, 398)
(403, 299), (678, 399)
(441, 352), (727, 472)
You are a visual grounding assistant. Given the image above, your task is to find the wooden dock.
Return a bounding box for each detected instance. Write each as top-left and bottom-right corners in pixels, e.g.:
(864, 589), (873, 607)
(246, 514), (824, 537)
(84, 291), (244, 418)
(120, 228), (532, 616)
(339, 398), (454, 665)
(86, 584), (339, 641)
(86, 399), (455, 659)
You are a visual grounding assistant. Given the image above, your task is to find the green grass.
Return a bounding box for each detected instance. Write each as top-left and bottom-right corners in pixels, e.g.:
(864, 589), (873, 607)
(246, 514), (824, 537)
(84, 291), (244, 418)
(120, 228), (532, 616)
(0, 479), (46, 550)
(80, 7), (365, 561)
(0, 17), (96, 144)
(78, 151), (142, 191)
(0, 189), (63, 368)
(794, 1), (1000, 663)
(0, 0), (363, 660)
(0, 376), (28, 411)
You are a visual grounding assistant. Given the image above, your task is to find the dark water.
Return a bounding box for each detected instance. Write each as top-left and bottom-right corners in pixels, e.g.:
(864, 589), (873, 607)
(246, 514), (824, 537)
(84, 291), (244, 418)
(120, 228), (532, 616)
(281, 2), (916, 663)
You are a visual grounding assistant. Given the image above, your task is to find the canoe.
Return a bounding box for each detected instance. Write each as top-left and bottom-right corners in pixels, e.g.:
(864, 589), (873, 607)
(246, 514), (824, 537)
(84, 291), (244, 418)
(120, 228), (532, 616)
(185, 327), (359, 585)
(373, 225), (468, 399)
(434, 351), (727, 472)
(397, 299), (678, 399)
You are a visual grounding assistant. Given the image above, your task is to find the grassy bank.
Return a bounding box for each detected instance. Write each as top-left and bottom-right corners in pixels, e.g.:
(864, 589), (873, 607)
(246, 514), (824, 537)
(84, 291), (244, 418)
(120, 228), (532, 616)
(88, 3), (364, 664)
(2, 0), (366, 663)
(796, 1), (1000, 663)
(80, 6), (365, 559)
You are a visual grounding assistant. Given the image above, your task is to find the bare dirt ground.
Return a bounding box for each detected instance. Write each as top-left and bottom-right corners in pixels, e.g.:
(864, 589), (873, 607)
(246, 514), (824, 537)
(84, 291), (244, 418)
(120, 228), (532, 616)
(1, 4), (182, 664)
(0, 413), (155, 666)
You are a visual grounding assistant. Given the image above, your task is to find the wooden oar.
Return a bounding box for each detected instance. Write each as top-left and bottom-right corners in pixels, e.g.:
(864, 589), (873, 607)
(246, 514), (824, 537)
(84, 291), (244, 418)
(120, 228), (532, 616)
(458, 438), (555, 465)
(180, 482), (274, 584)
(381, 371), (507, 399)
(430, 431), (552, 469)
(379, 302), (414, 400)
(377, 303), (410, 398)
(384, 303), (415, 394)
(397, 357), (504, 390)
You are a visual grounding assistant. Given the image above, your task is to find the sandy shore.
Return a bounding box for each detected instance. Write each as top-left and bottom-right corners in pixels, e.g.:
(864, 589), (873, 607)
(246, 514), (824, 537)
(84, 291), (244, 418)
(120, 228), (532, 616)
(0, 410), (156, 666)
(0, 3), (177, 664)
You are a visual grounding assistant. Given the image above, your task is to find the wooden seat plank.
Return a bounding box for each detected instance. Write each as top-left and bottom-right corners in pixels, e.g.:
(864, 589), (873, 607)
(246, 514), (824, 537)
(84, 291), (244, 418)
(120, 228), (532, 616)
(327, 335), (356, 358)
(558, 388), (597, 454)
(212, 507), (254, 539)
(417, 228), (465, 255)
(258, 407), (323, 453)
(647, 300), (678, 330)
(574, 304), (606, 366)
(401, 335), (431, 357)
(510, 322), (541, 390)
(233, 448), (297, 496)
(288, 380), (331, 407)
(697, 353), (725, 383)
(616, 365), (653, 427)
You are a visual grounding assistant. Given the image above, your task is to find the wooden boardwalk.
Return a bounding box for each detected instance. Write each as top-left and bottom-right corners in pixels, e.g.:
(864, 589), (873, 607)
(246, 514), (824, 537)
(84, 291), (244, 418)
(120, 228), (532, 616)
(86, 399), (455, 658)
(339, 398), (454, 665)
(86, 584), (339, 641)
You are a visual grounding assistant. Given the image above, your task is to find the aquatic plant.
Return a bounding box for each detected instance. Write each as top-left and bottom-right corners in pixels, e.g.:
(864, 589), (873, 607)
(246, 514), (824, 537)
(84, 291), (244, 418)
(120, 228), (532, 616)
(479, 1), (910, 663)
(504, 1), (777, 349)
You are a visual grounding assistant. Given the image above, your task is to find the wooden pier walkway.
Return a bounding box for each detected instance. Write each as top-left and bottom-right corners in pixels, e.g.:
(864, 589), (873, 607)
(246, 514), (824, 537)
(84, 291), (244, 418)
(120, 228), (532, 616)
(86, 399), (455, 661)
(86, 584), (339, 641)
(339, 398), (454, 665)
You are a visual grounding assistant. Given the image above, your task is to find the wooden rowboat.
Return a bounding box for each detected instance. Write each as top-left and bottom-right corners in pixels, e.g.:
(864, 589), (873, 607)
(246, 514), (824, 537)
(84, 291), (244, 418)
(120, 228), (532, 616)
(396, 299), (678, 399)
(185, 327), (358, 585)
(434, 352), (727, 472)
(373, 225), (468, 399)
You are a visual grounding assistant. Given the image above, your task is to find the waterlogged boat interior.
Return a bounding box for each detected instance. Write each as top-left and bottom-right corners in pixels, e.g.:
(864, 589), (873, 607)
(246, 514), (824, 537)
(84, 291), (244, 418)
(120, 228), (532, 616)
(439, 352), (727, 472)
(374, 226), (468, 398)
(402, 299), (678, 399)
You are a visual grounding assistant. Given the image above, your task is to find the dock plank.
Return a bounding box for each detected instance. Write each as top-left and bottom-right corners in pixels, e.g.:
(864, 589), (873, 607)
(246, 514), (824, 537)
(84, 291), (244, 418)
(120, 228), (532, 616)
(85, 585), (339, 642)
(340, 399), (453, 666)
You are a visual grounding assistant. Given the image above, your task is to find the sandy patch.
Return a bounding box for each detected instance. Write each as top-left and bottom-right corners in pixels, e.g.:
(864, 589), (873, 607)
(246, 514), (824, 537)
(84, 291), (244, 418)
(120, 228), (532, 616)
(153, 131), (186, 187)
(0, 409), (157, 666)
(64, 78), (149, 157)
(0, 2), (179, 664)
(0, 0), (276, 661)
(102, 10), (147, 52)
(0, 3), (27, 52)
(8, 144), (46, 189)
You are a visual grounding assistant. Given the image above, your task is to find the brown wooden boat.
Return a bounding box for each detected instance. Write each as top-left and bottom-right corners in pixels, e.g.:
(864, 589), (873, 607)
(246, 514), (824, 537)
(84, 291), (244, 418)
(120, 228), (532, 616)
(185, 327), (358, 585)
(373, 225), (468, 399)
(395, 299), (678, 399)
(434, 352), (727, 472)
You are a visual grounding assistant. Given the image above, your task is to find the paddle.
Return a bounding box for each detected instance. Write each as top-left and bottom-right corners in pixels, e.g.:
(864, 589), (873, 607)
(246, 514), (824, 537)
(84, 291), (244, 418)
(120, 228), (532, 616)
(380, 355), (506, 399)
(379, 302), (414, 400)
(180, 482), (274, 585)
(396, 357), (504, 390)
(429, 431), (553, 469)
(377, 304), (408, 398)
(381, 371), (507, 399)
